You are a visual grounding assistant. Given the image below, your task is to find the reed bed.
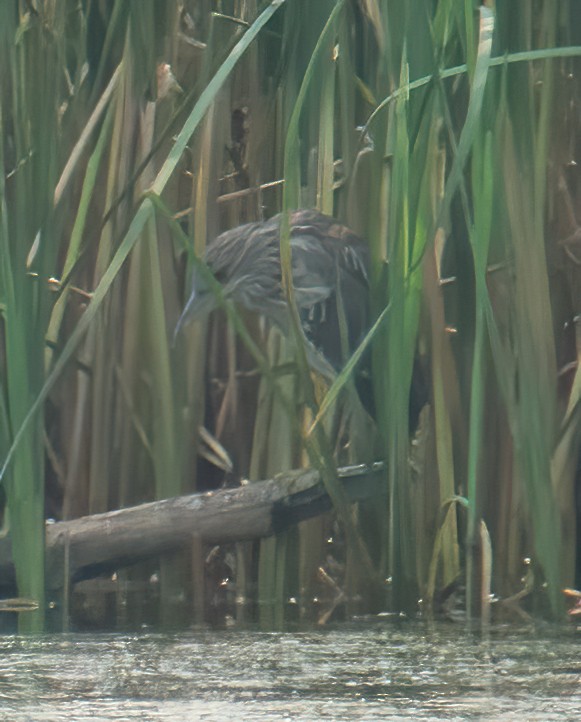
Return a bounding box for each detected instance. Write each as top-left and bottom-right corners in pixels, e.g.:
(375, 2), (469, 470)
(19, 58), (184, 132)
(0, 0), (580, 630)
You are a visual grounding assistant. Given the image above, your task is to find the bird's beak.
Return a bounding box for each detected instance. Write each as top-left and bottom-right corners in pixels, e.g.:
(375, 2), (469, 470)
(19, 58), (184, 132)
(173, 280), (219, 347)
(173, 288), (198, 347)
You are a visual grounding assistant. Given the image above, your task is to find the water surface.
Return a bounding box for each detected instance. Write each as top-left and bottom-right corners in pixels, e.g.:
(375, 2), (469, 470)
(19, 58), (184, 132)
(1, 621), (580, 720)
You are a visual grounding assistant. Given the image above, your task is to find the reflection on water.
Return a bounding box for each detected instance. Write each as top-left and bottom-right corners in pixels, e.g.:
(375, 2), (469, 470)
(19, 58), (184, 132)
(0, 621), (580, 721)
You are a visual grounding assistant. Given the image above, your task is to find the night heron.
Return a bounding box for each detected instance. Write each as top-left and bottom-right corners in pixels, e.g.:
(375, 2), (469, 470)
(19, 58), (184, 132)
(175, 209), (370, 380)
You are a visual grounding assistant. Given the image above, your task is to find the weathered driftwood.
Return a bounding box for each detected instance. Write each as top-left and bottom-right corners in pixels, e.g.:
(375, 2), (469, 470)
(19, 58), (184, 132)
(0, 463), (384, 591)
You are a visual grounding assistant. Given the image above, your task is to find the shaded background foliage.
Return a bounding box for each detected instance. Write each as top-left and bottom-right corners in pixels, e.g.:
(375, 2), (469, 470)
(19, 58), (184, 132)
(0, 0), (580, 631)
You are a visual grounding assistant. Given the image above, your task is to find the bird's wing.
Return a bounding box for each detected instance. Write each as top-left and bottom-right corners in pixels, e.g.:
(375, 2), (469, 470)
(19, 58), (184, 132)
(289, 210), (369, 309)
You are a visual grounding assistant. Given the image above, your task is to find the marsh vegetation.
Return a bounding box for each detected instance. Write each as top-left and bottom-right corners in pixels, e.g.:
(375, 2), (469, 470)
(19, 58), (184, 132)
(1, 0), (581, 631)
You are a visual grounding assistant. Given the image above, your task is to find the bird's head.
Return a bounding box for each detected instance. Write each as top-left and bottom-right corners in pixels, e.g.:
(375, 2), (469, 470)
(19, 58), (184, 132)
(173, 263), (236, 345)
(174, 217), (286, 345)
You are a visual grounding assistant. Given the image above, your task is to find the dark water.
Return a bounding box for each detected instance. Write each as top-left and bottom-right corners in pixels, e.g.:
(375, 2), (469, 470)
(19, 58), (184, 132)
(0, 621), (580, 721)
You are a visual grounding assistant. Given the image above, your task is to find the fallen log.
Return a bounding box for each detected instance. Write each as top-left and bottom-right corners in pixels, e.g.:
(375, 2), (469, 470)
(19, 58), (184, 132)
(0, 462), (385, 591)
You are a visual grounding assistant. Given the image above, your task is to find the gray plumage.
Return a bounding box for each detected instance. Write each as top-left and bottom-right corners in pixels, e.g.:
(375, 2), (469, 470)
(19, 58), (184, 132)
(175, 209), (369, 375)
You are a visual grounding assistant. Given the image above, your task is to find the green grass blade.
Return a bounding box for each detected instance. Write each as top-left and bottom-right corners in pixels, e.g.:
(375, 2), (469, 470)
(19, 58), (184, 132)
(0, 0), (287, 484)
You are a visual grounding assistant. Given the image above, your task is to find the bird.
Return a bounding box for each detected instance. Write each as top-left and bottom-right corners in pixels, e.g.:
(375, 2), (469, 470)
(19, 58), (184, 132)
(174, 209), (370, 380)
